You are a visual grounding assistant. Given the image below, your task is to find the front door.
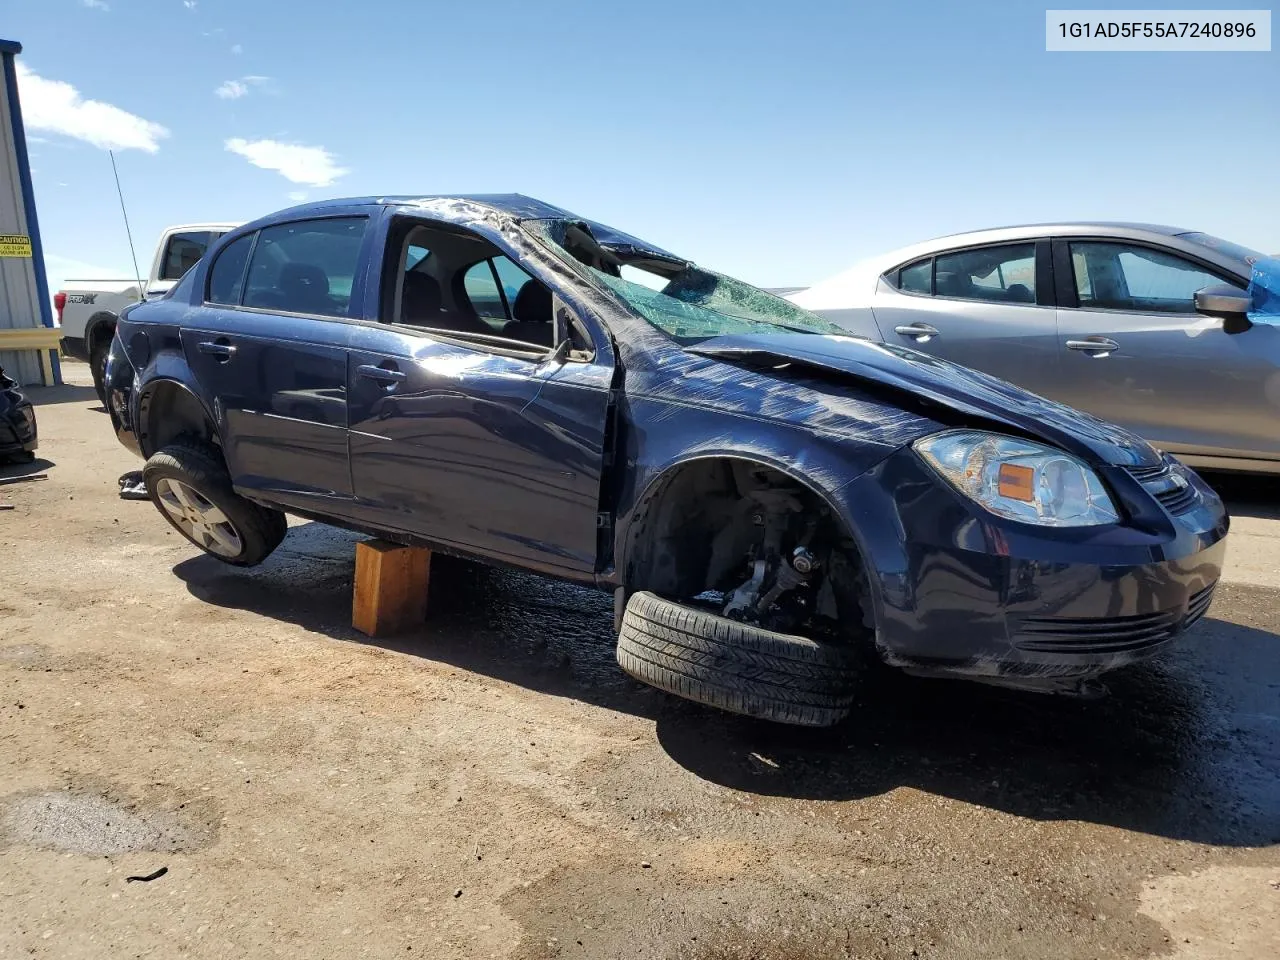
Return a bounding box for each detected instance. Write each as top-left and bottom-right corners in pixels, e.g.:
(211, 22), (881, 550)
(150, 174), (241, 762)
(345, 331), (612, 578)
(1049, 238), (1280, 465)
(344, 224), (612, 579)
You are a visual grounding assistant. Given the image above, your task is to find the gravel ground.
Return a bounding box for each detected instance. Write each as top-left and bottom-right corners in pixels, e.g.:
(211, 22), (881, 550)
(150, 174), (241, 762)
(1, 362), (1277, 959)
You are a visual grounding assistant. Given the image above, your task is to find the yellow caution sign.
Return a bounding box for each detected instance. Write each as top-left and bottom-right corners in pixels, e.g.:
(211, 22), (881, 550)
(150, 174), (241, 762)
(0, 234), (33, 258)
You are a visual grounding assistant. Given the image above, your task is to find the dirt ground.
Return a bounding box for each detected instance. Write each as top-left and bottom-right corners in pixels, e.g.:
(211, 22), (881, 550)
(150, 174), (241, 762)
(2, 362), (1278, 959)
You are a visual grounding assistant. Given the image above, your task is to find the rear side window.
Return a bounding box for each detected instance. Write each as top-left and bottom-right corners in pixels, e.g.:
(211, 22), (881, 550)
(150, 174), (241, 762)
(160, 231), (217, 281)
(463, 260), (510, 327)
(206, 233), (255, 305)
(243, 217), (368, 317)
(898, 258), (932, 295)
(462, 256), (537, 332)
(934, 243), (1036, 304)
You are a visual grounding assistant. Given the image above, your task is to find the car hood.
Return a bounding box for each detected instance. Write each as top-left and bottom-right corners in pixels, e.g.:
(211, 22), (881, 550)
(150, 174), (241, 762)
(686, 333), (1161, 468)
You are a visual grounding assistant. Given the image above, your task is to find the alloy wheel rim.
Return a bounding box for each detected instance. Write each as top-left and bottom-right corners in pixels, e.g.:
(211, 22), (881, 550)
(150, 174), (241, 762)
(154, 478), (243, 558)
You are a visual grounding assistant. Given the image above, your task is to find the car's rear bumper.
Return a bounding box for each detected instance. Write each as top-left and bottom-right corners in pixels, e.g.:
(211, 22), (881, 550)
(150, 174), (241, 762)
(842, 447), (1229, 685)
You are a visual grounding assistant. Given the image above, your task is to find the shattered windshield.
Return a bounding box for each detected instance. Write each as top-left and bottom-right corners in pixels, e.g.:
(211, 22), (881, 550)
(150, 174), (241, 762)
(526, 218), (843, 342)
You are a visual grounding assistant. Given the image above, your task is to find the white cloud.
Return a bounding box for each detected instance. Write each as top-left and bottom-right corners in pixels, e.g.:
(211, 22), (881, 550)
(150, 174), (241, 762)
(287, 191), (307, 204)
(214, 76), (270, 100)
(183, 1), (197, 8)
(15, 63), (169, 153)
(224, 138), (348, 187)
(231, 44), (243, 54)
(82, 0), (110, 10)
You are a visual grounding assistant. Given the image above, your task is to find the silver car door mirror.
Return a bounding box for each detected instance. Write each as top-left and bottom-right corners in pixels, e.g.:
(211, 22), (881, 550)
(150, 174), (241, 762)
(1194, 284), (1253, 333)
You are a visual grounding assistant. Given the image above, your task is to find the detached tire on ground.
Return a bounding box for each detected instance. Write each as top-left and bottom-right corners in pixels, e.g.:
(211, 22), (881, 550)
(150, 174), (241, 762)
(617, 591), (859, 727)
(142, 441), (287, 567)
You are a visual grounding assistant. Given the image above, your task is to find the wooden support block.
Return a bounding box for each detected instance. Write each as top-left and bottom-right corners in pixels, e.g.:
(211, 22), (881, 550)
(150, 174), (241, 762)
(352, 539), (432, 638)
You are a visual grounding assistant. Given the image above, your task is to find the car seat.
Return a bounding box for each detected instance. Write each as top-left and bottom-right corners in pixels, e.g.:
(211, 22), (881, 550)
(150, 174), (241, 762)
(279, 263), (332, 314)
(400, 272), (443, 324)
(503, 280), (554, 346)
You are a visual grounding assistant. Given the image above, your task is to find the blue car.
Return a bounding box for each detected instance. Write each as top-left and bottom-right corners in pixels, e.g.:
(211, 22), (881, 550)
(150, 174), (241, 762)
(105, 195), (1228, 726)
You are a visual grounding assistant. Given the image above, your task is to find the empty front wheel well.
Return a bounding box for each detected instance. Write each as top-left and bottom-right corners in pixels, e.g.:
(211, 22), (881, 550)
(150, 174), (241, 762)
(138, 381), (220, 458)
(621, 457), (874, 639)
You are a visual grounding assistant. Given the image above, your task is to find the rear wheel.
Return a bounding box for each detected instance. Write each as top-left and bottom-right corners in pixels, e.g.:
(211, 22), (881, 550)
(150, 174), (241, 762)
(142, 441), (287, 566)
(618, 591), (859, 727)
(89, 336), (111, 406)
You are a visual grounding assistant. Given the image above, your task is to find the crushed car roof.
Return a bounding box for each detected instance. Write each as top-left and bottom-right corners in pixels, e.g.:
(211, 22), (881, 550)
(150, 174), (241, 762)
(276, 194), (579, 221)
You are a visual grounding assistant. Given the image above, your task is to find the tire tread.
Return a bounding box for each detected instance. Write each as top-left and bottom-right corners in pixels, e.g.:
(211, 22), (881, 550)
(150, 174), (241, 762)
(617, 591), (857, 727)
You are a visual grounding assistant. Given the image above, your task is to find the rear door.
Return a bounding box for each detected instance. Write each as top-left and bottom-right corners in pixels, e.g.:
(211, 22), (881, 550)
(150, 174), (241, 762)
(1049, 238), (1280, 463)
(344, 221), (613, 579)
(181, 216), (371, 511)
(871, 240), (1062, 392)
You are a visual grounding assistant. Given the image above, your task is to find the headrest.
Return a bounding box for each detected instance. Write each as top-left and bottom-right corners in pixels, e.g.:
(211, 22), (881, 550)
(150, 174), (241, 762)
(402, 271), (442, 319)
(512, 279), (552, 325)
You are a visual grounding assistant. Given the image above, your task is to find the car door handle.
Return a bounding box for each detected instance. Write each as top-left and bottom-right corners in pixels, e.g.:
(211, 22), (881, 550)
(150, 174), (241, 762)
(1066, 337), (1120, 356)
(196, 340), (236, 360)
(356, 364), (407, 384)
(894, 323), (940, 342)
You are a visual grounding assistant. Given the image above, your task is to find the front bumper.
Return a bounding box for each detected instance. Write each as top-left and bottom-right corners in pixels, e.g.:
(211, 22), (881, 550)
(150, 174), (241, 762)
(842, 447), (1229, 684)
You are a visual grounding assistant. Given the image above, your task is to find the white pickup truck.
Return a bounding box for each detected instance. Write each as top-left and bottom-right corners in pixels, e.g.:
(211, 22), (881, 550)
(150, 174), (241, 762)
(56, 222), (239, 399)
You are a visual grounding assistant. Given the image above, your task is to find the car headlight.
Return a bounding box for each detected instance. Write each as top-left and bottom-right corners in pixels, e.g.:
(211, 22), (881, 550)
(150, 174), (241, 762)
(913, 430), (1119, 527)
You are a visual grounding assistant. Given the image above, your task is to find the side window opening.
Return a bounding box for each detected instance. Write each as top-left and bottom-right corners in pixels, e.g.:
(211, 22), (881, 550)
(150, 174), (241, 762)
(933, 243), (1037, 304)
(1068, 241), (1241, 313)
(385, 221), (557, 351)
(463, 259), (513, 329)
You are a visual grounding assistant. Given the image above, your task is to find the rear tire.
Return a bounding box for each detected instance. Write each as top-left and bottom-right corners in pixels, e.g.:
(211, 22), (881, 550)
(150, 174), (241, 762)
(89, 336), (110, 406)
(617, 591), (859, 727)
(142, 440), (287, 567)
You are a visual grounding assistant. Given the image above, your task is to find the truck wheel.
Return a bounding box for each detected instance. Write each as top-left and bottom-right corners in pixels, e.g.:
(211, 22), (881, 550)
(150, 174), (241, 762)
(142, 441), (287, 567)
(89, 338), (110, 405)
(617, 591), (859, 727)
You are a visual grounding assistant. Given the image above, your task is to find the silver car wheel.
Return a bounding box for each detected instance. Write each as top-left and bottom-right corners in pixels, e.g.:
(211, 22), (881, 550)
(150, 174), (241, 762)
(154, 477), (244, 558)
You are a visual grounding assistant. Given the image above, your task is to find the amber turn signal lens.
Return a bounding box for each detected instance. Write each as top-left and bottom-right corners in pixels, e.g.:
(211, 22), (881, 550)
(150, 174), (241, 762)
(997, 463), (1035, 502)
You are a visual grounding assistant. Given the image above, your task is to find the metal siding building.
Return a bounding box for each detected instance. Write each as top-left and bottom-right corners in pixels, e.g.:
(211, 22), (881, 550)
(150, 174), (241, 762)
(0, 38), (60, 386)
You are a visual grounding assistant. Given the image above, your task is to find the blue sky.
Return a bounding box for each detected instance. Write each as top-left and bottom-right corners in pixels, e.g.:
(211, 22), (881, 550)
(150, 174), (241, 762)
(4, 0), (1277, 295)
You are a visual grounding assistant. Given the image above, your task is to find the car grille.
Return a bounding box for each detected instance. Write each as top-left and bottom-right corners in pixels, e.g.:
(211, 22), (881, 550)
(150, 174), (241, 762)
(1125, 462), (1199, 515)
(1012, 582), (1217, 655)
(1185, 582), (1216, 626)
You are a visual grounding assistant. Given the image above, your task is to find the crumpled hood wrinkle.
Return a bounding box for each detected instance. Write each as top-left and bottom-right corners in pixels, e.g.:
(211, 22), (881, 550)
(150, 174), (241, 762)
(686, 333), (1162, 468)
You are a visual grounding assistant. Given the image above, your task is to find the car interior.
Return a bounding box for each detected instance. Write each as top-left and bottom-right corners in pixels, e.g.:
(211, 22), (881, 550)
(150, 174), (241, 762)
(894, 244), (1037, 304)
(1069, 242), (1238, 314)
(384, 222), (557, 349)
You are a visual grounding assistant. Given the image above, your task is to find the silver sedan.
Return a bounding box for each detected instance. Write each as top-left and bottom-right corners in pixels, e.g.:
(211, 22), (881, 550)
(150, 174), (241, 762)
(791, 223), (1277, 474)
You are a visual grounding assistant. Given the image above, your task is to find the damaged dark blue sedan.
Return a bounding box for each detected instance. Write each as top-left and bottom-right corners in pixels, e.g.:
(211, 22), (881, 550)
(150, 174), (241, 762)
(104, 196), (1228, 725)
